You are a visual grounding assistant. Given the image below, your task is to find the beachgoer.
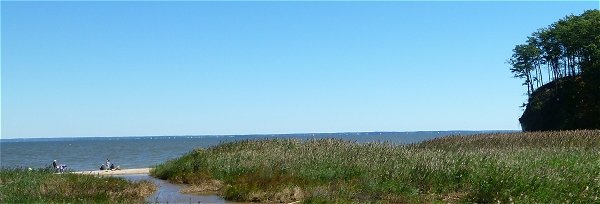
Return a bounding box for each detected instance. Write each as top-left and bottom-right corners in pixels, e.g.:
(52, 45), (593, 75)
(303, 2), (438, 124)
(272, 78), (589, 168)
(110, 163), (115, 170)
(58, 164), (66, 173)
(105, 159), (111, 169)
(50, 160), (66, 173)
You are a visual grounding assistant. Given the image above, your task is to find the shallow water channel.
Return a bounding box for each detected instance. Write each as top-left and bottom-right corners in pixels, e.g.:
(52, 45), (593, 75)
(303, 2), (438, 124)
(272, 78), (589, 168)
(119, 174), (227, 203)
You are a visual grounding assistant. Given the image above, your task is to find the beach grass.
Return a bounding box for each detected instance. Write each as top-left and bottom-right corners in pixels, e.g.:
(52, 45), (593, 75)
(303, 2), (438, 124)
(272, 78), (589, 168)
(0, 168), (156, 203)
(151, 130), (600, 203)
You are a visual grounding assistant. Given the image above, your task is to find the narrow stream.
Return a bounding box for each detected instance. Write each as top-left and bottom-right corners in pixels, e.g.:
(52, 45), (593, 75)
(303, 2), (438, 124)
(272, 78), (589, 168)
(119, 174), (227, 203)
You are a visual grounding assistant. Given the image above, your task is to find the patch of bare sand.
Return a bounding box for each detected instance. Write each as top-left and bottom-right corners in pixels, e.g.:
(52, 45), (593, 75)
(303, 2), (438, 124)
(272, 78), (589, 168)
(180, 179), (224, 194)
(72, 168), (151, 176)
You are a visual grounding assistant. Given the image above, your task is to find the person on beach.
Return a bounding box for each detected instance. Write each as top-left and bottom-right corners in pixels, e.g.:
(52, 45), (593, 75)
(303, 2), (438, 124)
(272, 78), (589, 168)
(53, 160), (66, 173)
(58, 164), (67, 173)
(105, 159), (111, 170)
(108, 161), (121, 170)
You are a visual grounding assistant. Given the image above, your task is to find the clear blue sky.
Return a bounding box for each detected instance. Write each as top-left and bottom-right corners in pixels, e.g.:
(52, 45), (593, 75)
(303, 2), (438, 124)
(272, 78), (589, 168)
(2, 1), (598, 138)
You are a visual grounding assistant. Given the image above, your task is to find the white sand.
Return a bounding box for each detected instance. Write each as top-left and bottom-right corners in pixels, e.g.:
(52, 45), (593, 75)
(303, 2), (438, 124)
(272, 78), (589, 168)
(72, 168), (151, 176)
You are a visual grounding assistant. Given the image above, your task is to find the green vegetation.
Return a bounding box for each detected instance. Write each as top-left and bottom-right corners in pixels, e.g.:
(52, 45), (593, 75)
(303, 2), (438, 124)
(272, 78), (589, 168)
(509, 9), (599, 131)
(151, 130), (600, 203)
(0, 168), (156, 203)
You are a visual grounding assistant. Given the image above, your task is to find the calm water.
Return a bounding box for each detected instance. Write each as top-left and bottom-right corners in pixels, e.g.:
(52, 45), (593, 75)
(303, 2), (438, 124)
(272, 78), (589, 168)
(1, 131), (498, 171)
(119, 174), (227, 203)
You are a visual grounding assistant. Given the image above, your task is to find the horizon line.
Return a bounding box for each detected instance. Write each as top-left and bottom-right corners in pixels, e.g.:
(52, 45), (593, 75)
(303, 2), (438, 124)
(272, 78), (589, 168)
(0, 129), (520, 140)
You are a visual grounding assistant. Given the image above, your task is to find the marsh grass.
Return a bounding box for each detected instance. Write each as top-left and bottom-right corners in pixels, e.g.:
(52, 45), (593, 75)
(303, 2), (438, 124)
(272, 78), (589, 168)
(0, 168), (156, 203)
(151, 130), (600, 203)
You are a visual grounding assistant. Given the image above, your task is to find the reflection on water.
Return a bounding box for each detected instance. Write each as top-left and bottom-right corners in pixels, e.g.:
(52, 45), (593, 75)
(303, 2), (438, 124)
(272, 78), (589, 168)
(119, 174), (226, 203)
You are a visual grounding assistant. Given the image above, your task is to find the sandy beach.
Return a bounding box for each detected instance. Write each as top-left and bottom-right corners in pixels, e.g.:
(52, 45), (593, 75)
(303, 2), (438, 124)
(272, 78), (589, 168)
(73, 168), (151, 176)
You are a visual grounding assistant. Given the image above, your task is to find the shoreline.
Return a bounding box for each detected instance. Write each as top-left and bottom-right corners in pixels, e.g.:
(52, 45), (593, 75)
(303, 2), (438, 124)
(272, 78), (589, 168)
(72, 168), (151, 176)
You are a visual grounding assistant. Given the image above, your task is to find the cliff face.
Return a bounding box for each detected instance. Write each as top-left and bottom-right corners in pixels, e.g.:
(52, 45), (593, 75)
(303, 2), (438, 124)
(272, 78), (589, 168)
(519, 75), (600, 131)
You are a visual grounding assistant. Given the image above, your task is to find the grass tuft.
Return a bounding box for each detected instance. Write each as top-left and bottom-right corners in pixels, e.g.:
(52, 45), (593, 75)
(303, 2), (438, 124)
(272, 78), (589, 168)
(0, 168), (156, 203)
(151, 130), (600, 203)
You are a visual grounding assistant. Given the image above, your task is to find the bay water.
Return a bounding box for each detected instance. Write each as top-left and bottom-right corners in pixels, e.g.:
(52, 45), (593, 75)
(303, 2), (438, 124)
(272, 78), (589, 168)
(1, 131), (495, 171)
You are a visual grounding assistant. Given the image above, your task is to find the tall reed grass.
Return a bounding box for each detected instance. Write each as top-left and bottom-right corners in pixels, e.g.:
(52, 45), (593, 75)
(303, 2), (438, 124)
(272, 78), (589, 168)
(0, 168), (156, 203)
(151, 130), (600, 203)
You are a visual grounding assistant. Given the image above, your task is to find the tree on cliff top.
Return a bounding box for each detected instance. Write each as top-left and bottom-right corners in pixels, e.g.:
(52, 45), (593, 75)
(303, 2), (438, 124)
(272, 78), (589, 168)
(509, 10), (600, 131)
(510, 9), (600, 97)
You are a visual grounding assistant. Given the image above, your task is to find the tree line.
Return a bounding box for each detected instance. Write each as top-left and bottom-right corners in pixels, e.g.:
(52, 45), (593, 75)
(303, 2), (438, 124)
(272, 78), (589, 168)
(509, 10), (600, 97)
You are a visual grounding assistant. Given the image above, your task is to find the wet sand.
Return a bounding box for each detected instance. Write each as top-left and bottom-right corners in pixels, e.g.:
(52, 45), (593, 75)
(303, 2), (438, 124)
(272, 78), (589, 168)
(72, 168), (151, 175)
